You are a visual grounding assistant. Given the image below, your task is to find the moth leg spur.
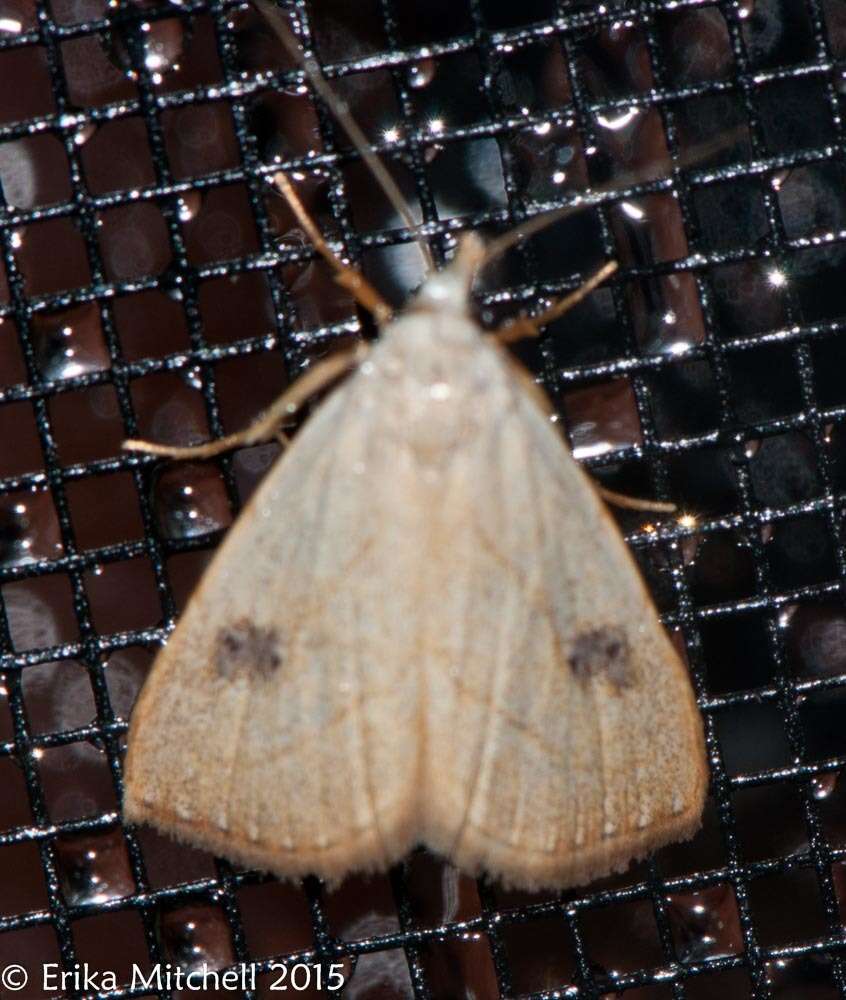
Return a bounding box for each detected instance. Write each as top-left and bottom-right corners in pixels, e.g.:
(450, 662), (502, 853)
(123, 344), (368, 461)
(494, 260), (618, 345)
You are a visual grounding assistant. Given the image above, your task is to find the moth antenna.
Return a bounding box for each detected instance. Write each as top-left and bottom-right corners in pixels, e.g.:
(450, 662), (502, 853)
(254, 0), (434, 275)
(475, 125), (749, 278)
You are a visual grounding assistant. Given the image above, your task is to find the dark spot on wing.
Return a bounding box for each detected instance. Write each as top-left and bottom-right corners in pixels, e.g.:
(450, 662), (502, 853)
(569, 626), (633, 690)
(215, 619), (283, 681)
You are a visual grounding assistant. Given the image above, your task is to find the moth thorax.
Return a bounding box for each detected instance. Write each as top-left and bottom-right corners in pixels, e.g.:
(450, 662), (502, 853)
(382, 310), (482, 353)
(396, 396), (480, 472)
(409, 239), (481, 316)
(376, 339), (497, 472)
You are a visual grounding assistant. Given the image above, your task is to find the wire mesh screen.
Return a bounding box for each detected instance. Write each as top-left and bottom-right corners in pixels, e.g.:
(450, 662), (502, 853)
(0, 0), (845, 996)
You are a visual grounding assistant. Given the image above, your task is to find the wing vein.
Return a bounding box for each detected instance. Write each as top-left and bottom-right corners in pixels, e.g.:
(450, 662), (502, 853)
(448, 407), (514, 853)
(510, 401), (554, 848)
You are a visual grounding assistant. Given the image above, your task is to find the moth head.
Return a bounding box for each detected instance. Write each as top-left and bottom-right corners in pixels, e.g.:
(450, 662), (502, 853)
(410, 233), (486, 316)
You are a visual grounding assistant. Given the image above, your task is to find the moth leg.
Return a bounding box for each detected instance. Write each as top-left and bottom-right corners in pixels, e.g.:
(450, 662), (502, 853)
(597, 485), (676, 514)
(273, 171), (393, 325)
(496, 262), (672, 514)
(494, 260), (618, 345)
(502, 352), (676, 514)
(124, 343), (368, 460)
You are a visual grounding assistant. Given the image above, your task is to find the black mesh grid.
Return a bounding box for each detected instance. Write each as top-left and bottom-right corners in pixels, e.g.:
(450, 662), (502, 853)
(1, 0), (846, 997)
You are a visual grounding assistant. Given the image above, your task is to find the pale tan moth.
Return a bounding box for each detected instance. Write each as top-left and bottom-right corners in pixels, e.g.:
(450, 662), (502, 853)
(122, 0), (708, 891)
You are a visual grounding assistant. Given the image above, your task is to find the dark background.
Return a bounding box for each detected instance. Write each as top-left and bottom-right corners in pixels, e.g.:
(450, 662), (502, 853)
(1, 0), (846, 997)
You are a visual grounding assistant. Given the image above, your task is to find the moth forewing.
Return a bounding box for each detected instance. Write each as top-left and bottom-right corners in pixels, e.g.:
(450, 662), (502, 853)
(413, 322), (706, 889)
(124, 372), (424, 879)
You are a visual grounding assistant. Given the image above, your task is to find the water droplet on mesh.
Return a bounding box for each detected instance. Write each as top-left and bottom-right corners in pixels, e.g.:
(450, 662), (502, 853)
(618, 199), (647, 223)
(277, 224), (309, 252)
(811, 771), (838, 800)
(407, 58), (435, 89)
(103, 9), (189, 84)
(770, 168), (791, 192)
(666, 885), (742, 963)
(155, 265), (185, 302)
(744, 437), (761, 459)
(154, 464), (232, 540)
(142, 19), (184, 82)
(777, 604), (798, 630)
(161, 905), (235, 973)
(0, 493), (62, 569)
(73, 122), (97, 147)
(176, 190), (202, 222)
(595, 106), (640, 133)
(32, 308), (109, 381)
(183, 365), (203, 390)
(0, 504), (32, 568)
(55, 830), (135, 905)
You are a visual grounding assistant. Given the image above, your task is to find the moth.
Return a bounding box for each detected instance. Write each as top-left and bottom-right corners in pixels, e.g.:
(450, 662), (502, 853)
(122, 0), (708, 891)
